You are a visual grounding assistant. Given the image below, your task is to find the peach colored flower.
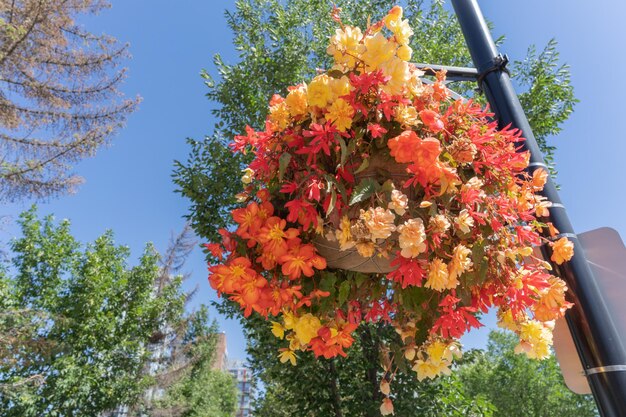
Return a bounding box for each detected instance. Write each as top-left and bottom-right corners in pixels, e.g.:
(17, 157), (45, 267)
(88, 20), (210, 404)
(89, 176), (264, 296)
(454, 209), (474, 235)
(388, 189), (409, 215)
(327, 26), (365, 68)
(397, 218), (427, 258)
(429, 214), (451, 233)
(425, 258), (450, 291)
(361, 207), (396, 240)
(362, 32), (395, 71)
(381, 57), (410, 95)
(532, 168), (549, 191)
(447, 244), (472, 284)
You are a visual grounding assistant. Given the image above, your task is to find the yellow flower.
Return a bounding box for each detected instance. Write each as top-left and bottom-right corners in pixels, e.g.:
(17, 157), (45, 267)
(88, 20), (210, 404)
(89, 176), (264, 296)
(362, 32), (395, 71)
(270, 321), (285, 339)
(383, 6), (403, 30)
(381, 57), (410, 95)
(397, 44), (412, 61)
(325, 98), (355, 132)
(393, 104), (419, 127)
(514, 320), (553, 359)
(361, 207), (396, 240)
(285, 84), (308, 117)
(327, 26), (365, 68)
(329, 75), (352, 101)
(454, 209), (474, 235)
(268, 100), (290, 131)
(550, 237), (574, 265)
(413, 341), (457, 381)
(241, 168), (254, 184)
(293, 313), (322, 345)
(335, 215), (356, 250)
(425, 258), (453, 291)
(497, 308), (523, 332)
(447, 244), (472, 283)
(278, 349), (297, 366)
(388, 189), (409, 215)
(282, 311), (296, 330)
(406, 67), (425, 97)
(356, 241), (376, 258)
(307, 74), (332, 108)
(391, 19), (413, 45)
(397, 218), (427, 258)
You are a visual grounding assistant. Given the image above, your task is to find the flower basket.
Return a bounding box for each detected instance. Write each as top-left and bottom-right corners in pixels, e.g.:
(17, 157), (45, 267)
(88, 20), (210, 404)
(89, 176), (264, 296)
(205, 5), (575, 411)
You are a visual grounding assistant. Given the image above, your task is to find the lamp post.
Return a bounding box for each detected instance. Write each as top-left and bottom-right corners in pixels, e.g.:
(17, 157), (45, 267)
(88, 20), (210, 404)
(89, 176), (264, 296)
(449, 1), (626, 415)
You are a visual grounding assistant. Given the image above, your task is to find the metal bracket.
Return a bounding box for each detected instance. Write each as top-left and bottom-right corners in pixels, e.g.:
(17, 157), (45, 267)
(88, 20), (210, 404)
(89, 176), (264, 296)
(476, 53), (510, 93)
(585, 365), (626, 376)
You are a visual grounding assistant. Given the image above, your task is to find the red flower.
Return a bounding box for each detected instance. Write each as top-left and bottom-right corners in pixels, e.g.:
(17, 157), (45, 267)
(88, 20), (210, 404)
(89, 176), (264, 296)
(367, 123), (388, 138)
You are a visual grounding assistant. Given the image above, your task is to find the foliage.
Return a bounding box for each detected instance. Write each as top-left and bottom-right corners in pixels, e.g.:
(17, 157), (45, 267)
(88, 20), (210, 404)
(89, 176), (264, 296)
(0, 0), (139, 200)
(458, 331), (598, 417)
(172, 0), (581, 415)
(0, 209), (236, 417)
(513, 39), (578, 174)
(152, 306), (238, 417)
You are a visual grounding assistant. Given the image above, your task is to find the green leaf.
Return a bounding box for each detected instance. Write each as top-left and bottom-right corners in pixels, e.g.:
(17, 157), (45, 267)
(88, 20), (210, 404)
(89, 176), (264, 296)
(319, 272), (337, 296)
(338, 136), (348, 167)
(338, 280), (351, 305)
(278, 152), (292, 181)
(326, 189), (337, 217)
(354, 158), (369, 174)
(354, 272), (368, 288)
(349, 178), (380, 206)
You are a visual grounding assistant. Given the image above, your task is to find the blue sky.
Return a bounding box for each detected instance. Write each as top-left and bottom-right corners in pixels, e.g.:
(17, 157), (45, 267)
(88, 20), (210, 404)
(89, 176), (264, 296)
(3, 0), (626, 362)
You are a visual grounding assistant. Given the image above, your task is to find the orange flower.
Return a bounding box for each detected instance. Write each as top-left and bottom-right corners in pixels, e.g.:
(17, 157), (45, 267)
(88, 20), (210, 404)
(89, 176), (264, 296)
(208, 257), (255, 294)
(258, 216), (300, 258)
(550, 237), (574, 265)
(232, 202), (263, 239)
(387, 130), (421, 163)
(279, 242), (327, 280)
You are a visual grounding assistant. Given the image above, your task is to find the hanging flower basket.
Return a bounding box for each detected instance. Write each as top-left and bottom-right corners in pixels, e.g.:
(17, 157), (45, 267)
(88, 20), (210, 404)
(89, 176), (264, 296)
(205, 5), (574, 411)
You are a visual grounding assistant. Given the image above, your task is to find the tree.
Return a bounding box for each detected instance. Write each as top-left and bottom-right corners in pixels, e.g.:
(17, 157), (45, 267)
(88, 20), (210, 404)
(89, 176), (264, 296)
(172, 0), (579, 415)
(0, 0), (139, 200)
(458, 331), (597, 417)
(152, 308), (238, 417)
(0, 209), (236, 417)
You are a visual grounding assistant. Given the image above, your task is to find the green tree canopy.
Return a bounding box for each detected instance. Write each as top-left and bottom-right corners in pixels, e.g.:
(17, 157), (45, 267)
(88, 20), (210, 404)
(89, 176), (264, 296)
(0, 208), (237, 417)
(458, 331), (597, 417)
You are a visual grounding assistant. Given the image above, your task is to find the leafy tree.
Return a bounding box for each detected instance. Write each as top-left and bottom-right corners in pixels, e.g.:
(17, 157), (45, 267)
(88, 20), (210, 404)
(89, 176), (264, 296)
(172, 0), (579, 415)
(0, 209), (236, 417)
(0, 0), (139, 200)
(153, 308), (238, 417)
(458, 331), (597, 417)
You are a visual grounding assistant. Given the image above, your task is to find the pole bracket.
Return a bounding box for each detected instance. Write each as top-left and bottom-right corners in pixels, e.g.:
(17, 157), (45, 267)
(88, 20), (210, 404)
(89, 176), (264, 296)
(585, 365), (626, 376)
(476, 53), (510, 93)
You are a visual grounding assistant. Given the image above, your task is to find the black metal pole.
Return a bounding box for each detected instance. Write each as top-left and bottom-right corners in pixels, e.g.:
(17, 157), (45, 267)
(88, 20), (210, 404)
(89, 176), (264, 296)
(450, 1), (626, 415)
